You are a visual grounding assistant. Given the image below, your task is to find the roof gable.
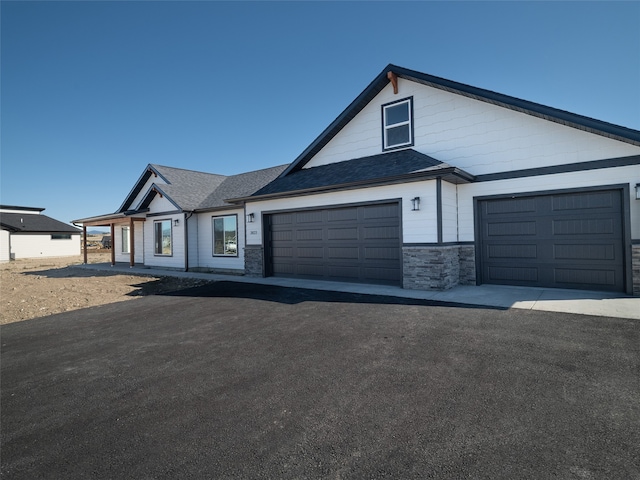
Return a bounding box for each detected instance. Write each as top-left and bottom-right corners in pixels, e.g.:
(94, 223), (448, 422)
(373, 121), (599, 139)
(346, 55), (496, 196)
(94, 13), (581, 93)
(119, 164), (226, 213)
(280, 64), (640, 177)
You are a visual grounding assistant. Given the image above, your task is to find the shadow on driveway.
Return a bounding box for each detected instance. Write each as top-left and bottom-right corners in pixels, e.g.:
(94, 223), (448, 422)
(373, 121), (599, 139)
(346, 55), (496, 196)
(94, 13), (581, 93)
(163, 280), (506, 309)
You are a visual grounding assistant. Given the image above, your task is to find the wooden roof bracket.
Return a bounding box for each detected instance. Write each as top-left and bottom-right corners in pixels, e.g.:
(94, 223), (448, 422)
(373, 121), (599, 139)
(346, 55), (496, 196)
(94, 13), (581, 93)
(387, 71), (398, 94)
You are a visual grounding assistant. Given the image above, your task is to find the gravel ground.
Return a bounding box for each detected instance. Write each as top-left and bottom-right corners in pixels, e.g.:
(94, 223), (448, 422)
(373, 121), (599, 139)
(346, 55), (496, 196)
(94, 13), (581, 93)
(0, 253), (212, 324)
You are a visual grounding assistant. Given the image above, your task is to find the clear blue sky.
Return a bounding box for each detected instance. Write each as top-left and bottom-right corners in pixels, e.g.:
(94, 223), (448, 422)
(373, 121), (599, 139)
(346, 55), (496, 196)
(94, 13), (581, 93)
(2, 1), (639, 226)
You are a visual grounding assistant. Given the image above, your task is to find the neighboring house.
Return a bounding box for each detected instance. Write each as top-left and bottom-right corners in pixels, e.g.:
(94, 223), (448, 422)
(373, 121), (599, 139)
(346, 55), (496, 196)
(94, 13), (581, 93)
(0, 205), (82, 261)
(74, 64), (640, 296)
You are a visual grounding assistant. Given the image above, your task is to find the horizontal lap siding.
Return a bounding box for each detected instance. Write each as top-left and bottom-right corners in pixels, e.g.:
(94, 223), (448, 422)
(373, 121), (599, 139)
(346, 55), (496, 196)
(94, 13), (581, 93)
(303, 80), (640, 174)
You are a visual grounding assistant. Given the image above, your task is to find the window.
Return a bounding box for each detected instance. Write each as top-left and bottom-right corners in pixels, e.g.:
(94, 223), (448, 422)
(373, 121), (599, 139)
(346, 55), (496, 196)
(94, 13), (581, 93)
(154, 220), (172, 255)
(382, 97), (413, 150)
(51, 234), (71, 240)
(122, 226), (130, 254)
(212, 215), (237, 256)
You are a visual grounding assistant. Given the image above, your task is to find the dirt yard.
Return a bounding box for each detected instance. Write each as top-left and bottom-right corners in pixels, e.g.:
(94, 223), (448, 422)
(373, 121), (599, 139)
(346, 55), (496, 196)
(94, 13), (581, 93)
(1, 253), (212, 324)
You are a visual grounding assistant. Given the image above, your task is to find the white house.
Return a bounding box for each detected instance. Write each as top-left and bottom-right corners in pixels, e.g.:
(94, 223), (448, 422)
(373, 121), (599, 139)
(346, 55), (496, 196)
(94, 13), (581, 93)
(1, 205), (82, 261)
(74, 65), (640, 296)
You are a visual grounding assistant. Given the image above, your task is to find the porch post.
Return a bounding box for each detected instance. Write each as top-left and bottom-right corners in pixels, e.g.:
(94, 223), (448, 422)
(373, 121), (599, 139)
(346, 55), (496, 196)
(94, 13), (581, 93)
(110, 223), (116, 266)
(83, 225), (87, 264)
(129, 217), (135, 267)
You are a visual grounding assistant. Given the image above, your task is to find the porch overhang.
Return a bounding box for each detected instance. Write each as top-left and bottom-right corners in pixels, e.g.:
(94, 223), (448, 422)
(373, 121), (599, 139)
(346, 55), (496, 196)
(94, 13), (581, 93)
(72, 211), (147, 267)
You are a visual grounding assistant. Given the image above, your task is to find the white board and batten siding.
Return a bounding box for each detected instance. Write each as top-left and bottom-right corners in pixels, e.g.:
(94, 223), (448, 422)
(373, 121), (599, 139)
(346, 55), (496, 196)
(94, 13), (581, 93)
(143, 214), (185, 269)
(246, 181), (439, 246)
(441, 181), (458, 243)
(141, 197), (185, 269)
(194, 209), (245, 271)
(304, 79), (640, 176)
(113, 222), (144, 264)
(8, 234), (81, 259)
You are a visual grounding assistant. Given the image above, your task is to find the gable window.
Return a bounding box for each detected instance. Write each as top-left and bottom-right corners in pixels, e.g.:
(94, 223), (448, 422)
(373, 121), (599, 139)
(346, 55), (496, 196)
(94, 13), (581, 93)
(122, 226), (130, 254)
(154, 220), (172, 256)
(212, 215), (238, 256)
(382, 97), (413, 151)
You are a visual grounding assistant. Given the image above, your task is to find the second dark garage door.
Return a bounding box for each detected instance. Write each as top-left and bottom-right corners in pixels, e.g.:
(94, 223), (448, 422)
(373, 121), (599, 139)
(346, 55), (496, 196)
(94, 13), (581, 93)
(266, 202), (401, 285)
(477, 187), (626, 292)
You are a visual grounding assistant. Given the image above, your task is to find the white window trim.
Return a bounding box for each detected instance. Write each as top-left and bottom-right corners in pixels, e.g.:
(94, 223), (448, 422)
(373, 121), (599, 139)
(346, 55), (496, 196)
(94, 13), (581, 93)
(121, 226), (130, 254)
(382, 97), (414, 151)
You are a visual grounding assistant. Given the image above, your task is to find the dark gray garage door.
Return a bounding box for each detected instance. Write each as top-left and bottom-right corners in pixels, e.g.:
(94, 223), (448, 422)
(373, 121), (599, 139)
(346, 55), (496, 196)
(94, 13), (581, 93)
(266, 203), (401, 285)
(477, 188), (625, 292)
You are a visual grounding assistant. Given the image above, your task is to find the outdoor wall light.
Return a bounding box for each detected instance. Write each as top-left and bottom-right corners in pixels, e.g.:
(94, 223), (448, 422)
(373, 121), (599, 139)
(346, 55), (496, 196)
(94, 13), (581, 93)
(174, 219), (179, 226)
(636, 183), (640, 200)
(411, 197), (421, 211)
(246, 213), (255, 223)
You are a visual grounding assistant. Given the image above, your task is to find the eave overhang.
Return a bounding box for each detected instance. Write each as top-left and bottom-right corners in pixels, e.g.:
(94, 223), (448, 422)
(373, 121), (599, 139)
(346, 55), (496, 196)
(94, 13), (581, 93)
(227, 167), (474, 204)
(72, 210), (149, 227)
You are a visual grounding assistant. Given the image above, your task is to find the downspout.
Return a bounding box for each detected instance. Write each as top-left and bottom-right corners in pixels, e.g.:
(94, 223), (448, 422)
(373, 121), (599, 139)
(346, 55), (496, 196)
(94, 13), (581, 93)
(184, 211), (194, 272)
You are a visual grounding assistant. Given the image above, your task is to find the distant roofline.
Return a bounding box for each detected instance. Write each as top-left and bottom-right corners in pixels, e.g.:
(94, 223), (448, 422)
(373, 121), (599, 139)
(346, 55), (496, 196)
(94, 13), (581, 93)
(0, 205), (46, 212)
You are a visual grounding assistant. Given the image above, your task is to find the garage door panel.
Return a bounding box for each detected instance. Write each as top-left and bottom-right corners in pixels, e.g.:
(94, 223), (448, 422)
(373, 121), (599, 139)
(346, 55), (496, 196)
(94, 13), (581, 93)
(364, 247), (400, 260)
(364, 225), (399, 240)
(486, 221), (537, 236)
(327, 208), (358, 222)
(296, 247), (324, 259)
(296, 229), (323, 241)
(485, 197), (536, 215)
(268, 203), (401, 286)
(487, 244), (538, 259)
(271, 214), (293, 225)
(327, 227), (358, 240)
(296, 211), (323, 223)
(327, 265), (360, 279)
(554, 267), (617, 287)
(488, 266), (539, 282)
(362, 266), (401, 282)
(272, 247), (293, 258)
(479, 189), (625, 292)
(272, 230), (293, 242)
(328, 247), (359, 260)
(552, 218), (615, 236)
(554, 244), (616, 261)
(552, 191), (617, 211)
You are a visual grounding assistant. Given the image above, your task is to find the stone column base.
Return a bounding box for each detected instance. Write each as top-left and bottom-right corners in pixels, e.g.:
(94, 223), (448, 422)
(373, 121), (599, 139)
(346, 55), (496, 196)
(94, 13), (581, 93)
(244, 245), (264, 277)
(402, 244), (476, 291)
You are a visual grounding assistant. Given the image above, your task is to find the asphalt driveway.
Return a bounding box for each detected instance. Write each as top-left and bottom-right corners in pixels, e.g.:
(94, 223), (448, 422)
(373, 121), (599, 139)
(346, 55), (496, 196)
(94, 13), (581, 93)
(2, 282), (639, 479)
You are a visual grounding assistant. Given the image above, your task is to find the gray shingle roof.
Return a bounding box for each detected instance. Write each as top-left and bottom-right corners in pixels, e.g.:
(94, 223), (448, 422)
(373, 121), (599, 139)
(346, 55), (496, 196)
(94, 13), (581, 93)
(1, 213), (81, 233)
(148, 165), (228, 211)
(130, 163), (289, 212)
(197, 164), (288, 210)
(251, 150), (471, 198)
